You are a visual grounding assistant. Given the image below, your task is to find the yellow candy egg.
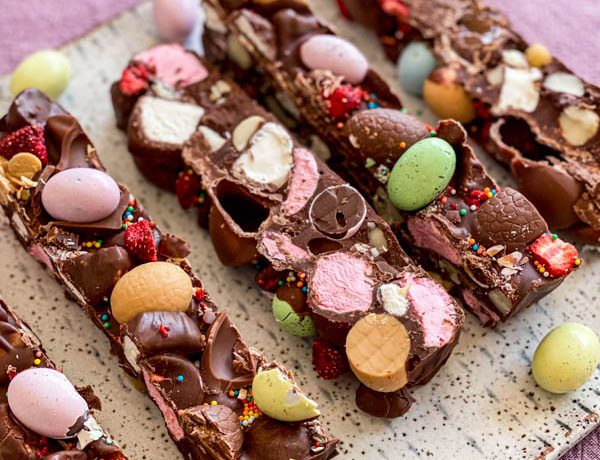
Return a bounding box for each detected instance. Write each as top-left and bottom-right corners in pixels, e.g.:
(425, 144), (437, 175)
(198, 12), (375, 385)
(423, 66), (476, 123)
(10, 50), (71, 100)
(525, 43), (553, 68)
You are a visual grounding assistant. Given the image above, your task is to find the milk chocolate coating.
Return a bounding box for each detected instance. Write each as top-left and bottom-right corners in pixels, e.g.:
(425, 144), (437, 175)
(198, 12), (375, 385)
(42, 452), (88, 460)
(200, 312), (256, 393)
(158, 233), (192, 260)
(59, 247), (132, 306)
(46, 115), (93, 170)
(472, 188), (547, 252)
(347, 109), (429, 163)
(179, 404), (243, 460)
(275, 284), (307, 314)
(309, 185), (366, 239)
(126, 311), (205, 356)
(142, 354), (205, 409)
(0, 403), (37, 459)
(355, 384), (414, 418)
(2, 88), (66, 132)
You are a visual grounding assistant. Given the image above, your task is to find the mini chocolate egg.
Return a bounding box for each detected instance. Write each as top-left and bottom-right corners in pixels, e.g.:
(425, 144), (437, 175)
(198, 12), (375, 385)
(42, 168), (121, 223)
(532, 323), (600, 394)
(387, 137), (456, 211)
(153, 0), (200, 42)
(272, 286), (316, 337)
(10, 50), (71, 100)
(7, 368), (89, 439)
(397, 42), (437, 95)
(252, 368), (320, 422)
(300, 34), (368, 84)
(423, 66), (476, 123)
(525, 43), (553, 68)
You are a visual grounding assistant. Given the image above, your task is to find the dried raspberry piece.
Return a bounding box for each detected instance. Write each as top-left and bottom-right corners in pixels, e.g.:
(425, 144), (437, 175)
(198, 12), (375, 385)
(326, 85), (365, 119)
(312, 337), (349, 380)
(176, 171), (203, 209)
(0, 125), (48, 165)
(336, 0), (352, 19)
(530, 234), (579, 277)
(124, 220), (157, 262)
(119, 62), (150, 96)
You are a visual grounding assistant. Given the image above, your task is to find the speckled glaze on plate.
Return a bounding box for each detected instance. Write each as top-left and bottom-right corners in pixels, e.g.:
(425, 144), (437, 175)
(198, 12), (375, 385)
(0, 1), (597, 459)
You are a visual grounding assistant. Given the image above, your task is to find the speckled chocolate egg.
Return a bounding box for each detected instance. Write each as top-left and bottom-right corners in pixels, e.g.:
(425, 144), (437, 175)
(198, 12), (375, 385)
(397, 42), (437, 95)
(10, 50), (71, 99)
(387, 137), (456, 211)
(7, 368), (89, 439)
(423, 66), (476, 123)
(153, 0), (200, 42)
(42, 168), (121, 223)
(532, 323), (600, 394)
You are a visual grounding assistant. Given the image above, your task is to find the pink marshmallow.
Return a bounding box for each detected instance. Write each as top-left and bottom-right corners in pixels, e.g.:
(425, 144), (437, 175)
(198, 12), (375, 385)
(260, 231), (311, 268)
(404, 274), (458, 348)
(310, 252), (374, 321)
(283, 148), (320, 215)
(407, 217), (463, 266)
(135, 44), (208, 88)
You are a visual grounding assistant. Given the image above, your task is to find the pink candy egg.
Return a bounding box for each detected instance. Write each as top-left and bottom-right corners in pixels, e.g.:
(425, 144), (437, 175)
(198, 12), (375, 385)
(153, 0), (199, 42)
(300, 34), (369, 84)
(7, 368), (89, 439)
(41, 168), (121, 223)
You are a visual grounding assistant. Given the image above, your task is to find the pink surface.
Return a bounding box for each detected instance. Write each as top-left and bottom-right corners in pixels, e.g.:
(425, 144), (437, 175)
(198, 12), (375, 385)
(486, 0), (600, 87)
(134, 44), (208, 87)
(0, 0), (144, 75)
(283, 148), (320, 215)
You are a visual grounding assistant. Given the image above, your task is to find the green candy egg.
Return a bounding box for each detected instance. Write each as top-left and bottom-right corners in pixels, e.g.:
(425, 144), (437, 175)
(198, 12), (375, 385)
(532, 323), (600, 394)
(272, 294), (317, 337)
(386, 137), (456, 211)
(11, 50), (71, 100)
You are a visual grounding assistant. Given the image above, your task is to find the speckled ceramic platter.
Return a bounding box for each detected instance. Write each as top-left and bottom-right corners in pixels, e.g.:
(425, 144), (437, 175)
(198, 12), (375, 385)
(0, 1), (598, 459)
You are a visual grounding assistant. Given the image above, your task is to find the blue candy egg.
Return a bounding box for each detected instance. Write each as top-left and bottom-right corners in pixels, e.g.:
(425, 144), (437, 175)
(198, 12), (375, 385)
(397, 42), (437, 96)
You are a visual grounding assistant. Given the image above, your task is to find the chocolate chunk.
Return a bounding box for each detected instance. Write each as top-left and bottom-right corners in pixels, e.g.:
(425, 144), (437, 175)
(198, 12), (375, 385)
(5, 88), (65, 132)
(158, 233), (192, 260)
(126, 311), (205, 357)
(59, 247), (132, 306)
(347, 109), (429, 163)
(355, 383), (414, 418)
(42, 452), (87, 460)
(511, 158), (583, 229)
(179, 404), (243, 460)
(84, 439), (123, 458)
(46, 115), (94, 170)
(0, 403), (37, 459)
(472, 188), (547, 252)
(274, 284), (307, 314)
(141, 354), (205, 409)
(242, 417), (323, 460)
(200, 312), (256, 393)
(309, 185), (367, 239)
(273, 8), (325, 69)
(0, 322), (36, 383)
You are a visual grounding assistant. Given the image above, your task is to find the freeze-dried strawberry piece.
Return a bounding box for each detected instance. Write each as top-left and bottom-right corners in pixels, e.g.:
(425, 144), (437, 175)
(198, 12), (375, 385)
(119, 62), (150, 95)
(176, 171), (202, 209)
(312, 337), (349, 380)
(124, 220), (158, 262)
(530, 233), (579, 277)
(326, 85), (365, 119)
(0, 125), (48, 165)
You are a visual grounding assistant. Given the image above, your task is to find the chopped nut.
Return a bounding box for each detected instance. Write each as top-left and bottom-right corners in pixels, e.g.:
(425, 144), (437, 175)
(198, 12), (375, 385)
(543, 72), (585, 97)
(497, 251), (523, 267)
(198, 126), (227, 152)
(496, 67), (542, 113)
(485, 244), (505, 257)
(209, 80), (232, 104)
(227, 34), (253, 70)
(559, 106), (599, 146)
(232, 116), (265, 151)
(502, 50), (528, 69)
(7, 153), (42, 180)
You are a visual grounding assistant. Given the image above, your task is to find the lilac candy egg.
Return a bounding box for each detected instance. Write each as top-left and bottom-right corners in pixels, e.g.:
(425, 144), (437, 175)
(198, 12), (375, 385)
(300, 34), (369, 84)
(153, 0), (199, 42)
(42, 168), (121, 223)
(7, 368), (89, 439)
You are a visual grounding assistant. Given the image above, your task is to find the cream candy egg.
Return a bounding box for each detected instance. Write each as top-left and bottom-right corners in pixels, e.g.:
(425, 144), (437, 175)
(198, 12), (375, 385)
(10, 50), (71, 100)
(300, 34), (368, 84)
(42, 168), (121, 223)
(7, 368), (89, 439)
(153, 0), (200, 42)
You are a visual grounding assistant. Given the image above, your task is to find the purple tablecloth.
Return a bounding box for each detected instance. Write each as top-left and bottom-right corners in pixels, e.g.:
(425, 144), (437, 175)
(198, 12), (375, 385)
(0, 1), (597, 458)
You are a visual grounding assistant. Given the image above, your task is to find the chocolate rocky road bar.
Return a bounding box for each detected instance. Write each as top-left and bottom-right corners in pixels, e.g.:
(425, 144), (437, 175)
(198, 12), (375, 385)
(112, 44), (464, 419)
(198, 0), (581, 327)
(0, 296), (124, 459)
(0, 89), (338, 460)
(337, 0), (600, 244)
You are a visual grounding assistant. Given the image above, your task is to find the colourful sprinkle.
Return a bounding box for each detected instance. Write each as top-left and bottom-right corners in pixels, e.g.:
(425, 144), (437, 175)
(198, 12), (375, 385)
(177, 375), (184, 383)
(33, 359), (41, 366)
(459, 209), (467, 216)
